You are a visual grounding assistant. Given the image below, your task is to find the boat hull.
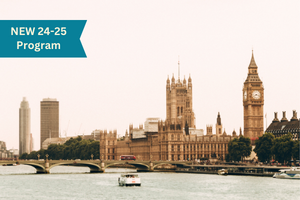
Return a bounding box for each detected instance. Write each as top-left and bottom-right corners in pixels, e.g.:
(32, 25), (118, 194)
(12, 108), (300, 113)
(273, 173), (300, 179)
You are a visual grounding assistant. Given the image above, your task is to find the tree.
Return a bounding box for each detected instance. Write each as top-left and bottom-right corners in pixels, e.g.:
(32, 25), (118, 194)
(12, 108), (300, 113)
(228, 136), (252, 162)
(272, 133), (294, 163)
(254, 132), (274, 162)
(292, 140), (300, 161)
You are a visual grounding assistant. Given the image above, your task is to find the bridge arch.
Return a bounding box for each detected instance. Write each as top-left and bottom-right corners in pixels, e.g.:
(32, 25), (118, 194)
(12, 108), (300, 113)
(105, 162), (150, 170)
(21, 163), (45, 174)
(49, 162), (101, 173)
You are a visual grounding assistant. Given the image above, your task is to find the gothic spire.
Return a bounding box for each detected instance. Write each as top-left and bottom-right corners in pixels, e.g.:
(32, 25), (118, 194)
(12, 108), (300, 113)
(217, 112), (221, 125)
(248, 50), (258, 70)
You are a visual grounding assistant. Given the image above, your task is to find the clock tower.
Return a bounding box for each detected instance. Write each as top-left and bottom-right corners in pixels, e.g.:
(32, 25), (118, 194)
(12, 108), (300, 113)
(243, 51), (264, 141)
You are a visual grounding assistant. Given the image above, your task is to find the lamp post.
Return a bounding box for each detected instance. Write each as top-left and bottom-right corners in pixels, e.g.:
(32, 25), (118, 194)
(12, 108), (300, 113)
(101, 154), (104, 161)
(45, 154), (49, 160)
(37, 154), (40, 160)
(91, 154), (94, 160)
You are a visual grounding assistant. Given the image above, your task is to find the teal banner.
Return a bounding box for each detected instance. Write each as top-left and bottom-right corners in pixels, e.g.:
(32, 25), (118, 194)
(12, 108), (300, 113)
(0, 20), (86, 57)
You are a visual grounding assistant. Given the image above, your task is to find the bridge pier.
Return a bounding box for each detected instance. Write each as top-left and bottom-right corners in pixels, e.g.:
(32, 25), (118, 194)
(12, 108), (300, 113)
(100, 161), (105, 173)
(45, 160), (50, 174)
(149, 161), (154, 172)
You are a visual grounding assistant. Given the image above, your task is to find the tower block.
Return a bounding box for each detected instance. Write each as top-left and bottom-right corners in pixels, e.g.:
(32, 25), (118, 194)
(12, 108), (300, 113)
(166, 73), (195, 128)
(243, 51), (264, 141)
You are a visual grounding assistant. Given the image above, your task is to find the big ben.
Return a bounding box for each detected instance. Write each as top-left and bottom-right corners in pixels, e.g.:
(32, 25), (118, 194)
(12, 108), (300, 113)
(243, 51), (264, 141)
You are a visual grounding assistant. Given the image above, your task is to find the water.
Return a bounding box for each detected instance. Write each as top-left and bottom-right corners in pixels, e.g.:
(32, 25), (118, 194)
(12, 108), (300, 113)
(0, 165), (299, 200)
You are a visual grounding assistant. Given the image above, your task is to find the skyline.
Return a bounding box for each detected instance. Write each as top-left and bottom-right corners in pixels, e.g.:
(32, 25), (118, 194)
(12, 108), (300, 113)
(0, 0), (299, 151)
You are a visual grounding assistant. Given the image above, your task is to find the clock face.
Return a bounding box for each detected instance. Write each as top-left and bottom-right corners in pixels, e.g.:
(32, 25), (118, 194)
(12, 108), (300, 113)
(244, 91), (247, 100)
(252, 90), (261, 99)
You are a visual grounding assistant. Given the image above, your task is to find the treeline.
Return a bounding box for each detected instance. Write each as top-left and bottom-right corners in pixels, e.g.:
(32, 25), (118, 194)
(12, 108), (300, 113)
(254, 132), (299, 163)
(226, 133), (299, 163)
(19, 136), (100, 160)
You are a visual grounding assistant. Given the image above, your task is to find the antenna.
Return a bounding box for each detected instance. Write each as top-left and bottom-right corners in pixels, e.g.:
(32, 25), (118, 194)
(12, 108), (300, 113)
(178, 55), (180, 81)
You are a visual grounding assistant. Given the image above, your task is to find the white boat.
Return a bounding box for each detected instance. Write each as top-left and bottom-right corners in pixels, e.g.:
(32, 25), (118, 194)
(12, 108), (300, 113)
(218, 169), (228, 175)
(273, 167), (300, 179)
(118, 173), (141, 186)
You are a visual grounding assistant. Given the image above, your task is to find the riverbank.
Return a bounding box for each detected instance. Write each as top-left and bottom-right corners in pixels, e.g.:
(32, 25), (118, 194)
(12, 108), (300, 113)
(174, 164), (286, 177)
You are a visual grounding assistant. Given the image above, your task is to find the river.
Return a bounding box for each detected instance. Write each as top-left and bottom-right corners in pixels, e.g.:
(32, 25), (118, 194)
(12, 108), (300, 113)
(0, 165), (299, 200)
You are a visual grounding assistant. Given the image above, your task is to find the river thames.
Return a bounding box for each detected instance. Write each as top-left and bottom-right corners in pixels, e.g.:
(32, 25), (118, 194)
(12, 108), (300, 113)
(0, 165), (299, 200)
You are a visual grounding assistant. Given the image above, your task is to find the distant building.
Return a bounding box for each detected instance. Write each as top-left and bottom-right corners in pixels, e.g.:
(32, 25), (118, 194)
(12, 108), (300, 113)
(265, 111), (299, 140)
(0, 141), (14, 159)
(19, 97), (31, 155)
(40, 98), (59, 149)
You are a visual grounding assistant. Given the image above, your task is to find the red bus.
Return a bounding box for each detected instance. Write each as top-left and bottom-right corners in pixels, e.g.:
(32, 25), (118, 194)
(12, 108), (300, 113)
(120, 155), (136, 161)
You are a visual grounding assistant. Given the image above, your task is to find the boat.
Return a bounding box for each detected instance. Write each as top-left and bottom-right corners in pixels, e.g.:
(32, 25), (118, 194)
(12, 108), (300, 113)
(218, 169), (228, 175)
(273, 167), (300, 179)
(118, 173), (141, 186)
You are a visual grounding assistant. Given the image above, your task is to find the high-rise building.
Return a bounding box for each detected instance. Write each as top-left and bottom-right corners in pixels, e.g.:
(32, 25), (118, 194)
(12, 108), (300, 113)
(40, 98), (59, 149)
(243, 51), (264, 141)
(166, 61), (195, 128)
(19, 97), (31, 155)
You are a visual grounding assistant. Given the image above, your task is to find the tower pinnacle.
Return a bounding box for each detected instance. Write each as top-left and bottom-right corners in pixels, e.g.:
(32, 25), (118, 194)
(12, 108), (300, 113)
(178, 55), (180, 82)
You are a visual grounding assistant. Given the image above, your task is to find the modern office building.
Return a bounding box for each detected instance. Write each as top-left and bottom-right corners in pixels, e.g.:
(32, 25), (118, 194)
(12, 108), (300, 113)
(40, 98), (59, 149)
(19, 97), (31, 155)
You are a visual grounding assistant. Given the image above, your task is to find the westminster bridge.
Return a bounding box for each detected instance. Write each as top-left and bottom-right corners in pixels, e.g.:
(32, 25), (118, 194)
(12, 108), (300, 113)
(0, 160), (193, 174)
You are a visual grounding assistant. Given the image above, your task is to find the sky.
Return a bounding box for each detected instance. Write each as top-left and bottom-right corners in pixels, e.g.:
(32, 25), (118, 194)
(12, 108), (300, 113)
(0, 0), (299, 151)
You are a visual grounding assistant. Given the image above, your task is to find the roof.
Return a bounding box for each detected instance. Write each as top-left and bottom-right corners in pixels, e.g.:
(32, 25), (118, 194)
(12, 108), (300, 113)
(266, 119), (300, 134)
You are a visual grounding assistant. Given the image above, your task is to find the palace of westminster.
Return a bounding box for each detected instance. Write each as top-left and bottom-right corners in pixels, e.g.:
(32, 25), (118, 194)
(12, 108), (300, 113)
(93, 52), (266, 161)
(13, 51), (298, 161)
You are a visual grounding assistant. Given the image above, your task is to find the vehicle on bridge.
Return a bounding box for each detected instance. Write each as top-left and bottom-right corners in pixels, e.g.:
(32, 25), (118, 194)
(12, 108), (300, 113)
(118, 173), (141, 186)
(120, 155), (136, 161)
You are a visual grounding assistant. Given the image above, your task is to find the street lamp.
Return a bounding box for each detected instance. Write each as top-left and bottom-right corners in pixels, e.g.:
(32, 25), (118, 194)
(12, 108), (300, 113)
(45, 154), (49, 160)
(37, 154), (40, 160)
(91, 154), (94, 160)
(101, 154), (104, 161)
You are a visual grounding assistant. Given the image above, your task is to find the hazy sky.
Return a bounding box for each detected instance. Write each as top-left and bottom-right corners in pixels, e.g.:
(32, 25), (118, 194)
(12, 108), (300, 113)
(0, 0), (299, 151)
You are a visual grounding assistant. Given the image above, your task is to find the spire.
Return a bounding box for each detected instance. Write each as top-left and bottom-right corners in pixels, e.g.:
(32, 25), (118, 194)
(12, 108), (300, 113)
(178, 55), (180, 82)
(217, 112), (221, 125)
(167, 75), (170, 84)
(248, 50), (258, 70)
(171, 73), (175, 82)
(188, 74), (191, 82)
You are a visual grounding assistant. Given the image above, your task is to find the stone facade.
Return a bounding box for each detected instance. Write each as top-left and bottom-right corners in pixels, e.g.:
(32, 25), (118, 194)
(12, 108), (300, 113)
(243, 51), (264, 141)
(98, 72), (240, 161)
